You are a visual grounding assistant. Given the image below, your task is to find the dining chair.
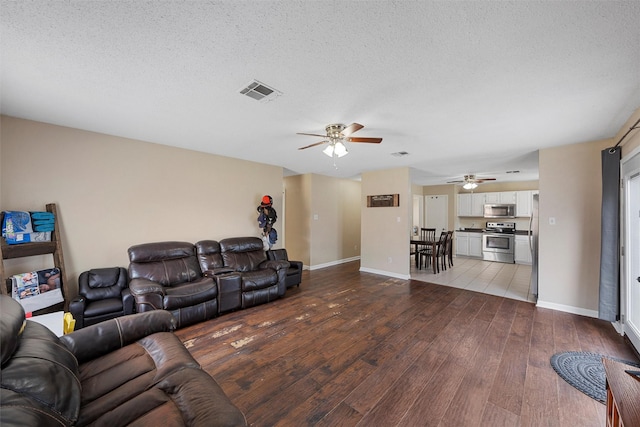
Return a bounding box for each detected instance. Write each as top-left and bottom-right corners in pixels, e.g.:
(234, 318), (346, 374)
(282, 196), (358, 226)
(445, 230), (454, 268)
(433, 231), (449, 273)
(418, 228), (436, 269)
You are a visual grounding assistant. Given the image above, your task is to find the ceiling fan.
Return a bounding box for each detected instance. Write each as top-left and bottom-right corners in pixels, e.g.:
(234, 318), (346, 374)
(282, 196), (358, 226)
(297, 123), (382, 159)
(447, 174), (496, 189)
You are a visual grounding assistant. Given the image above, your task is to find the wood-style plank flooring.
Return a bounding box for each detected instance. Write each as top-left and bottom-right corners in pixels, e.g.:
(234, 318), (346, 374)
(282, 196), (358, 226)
(175, 261), (638, 427)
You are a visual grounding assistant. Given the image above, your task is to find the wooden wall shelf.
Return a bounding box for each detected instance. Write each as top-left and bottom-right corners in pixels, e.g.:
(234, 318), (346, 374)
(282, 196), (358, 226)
(0, 203), (67, 312)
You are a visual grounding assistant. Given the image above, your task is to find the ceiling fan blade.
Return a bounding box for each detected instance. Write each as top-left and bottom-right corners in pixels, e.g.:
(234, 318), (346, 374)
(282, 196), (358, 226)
(297, 132), (328, 138)
(341, 123), (364, 137)
(476, 178), (496, 182)
(298, 141), (326, 150)
(346, 137), (382, 143)
(447, 180), (464, 184)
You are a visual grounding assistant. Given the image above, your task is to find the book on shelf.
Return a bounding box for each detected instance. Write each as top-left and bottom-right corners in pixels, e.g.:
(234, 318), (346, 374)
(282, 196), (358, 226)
(11, 267), (63, 313)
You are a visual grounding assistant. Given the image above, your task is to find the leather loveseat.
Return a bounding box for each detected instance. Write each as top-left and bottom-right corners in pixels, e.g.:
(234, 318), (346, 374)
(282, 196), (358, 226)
(127, 241), (219, 328)
(0, 294), (247, 426)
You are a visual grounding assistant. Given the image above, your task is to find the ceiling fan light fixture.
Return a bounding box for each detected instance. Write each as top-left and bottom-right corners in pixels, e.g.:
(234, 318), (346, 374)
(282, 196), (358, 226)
(463, 182), (478, 190)
(323, 141), (349, 158)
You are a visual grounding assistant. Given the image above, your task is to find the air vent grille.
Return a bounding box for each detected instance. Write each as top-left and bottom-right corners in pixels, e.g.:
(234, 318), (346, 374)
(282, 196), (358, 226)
(239, 80), (282, 102)
(391, 151), (410, 157)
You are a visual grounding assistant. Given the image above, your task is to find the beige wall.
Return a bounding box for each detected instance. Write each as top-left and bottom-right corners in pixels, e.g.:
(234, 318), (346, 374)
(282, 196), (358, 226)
(538, 138), (611, 315)
(284, 174), (311, 265)
(360, 167), (411, 278)
(1, 116), (284, 299)
(284, 174), (361, 268)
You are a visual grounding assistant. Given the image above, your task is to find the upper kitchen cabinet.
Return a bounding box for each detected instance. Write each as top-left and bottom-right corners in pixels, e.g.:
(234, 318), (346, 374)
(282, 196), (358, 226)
(458, 190), (538, 218)
(516, 190), (533, 217)
(457, 193), (472, 216)
(471, 193), (486, 216)
(457, 193), (487, 217)
(499, 191), (517, 204)
(484, 191), (516, 204)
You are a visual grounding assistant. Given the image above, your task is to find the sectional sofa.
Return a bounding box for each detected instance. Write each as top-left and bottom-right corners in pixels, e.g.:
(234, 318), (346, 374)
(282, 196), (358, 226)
(127, 237), (290, 328)
(0, 294), (247, 426)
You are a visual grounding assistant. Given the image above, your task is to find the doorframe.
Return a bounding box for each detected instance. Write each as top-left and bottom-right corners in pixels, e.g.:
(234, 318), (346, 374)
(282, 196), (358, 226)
(620, 145), (640, 351)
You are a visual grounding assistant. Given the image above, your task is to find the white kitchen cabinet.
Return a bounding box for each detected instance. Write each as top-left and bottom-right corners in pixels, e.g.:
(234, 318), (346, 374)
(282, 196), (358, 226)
(515, 234), (532, 264)
(457, 194), (472, 216)
(471, 193), (485, 217)
(469, 234), (483, 257)
(484, 193), (500, 204)
(456, 231), (483, 257)
(456, 232), (469, 256)
(516, 191), (533, 217)
(499, 191), (517, 204)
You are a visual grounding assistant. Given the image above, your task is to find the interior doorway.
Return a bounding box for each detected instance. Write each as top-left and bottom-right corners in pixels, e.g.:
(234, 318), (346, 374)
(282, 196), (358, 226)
(622, 148), (640, 352)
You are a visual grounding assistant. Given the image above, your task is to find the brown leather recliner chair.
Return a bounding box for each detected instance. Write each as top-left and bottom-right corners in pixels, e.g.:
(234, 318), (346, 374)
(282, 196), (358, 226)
(127, 241), (218, 328)
(217, 237), (289, 308)
(267, 248), (302, 288)
(69, 267), (134, 329)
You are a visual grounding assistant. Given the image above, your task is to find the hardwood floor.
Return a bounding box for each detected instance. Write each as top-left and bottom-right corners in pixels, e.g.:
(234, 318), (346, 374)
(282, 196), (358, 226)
(175, 261), (638, 427)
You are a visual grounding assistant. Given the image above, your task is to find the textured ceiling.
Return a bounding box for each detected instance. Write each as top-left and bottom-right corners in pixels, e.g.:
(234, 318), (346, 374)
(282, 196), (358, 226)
(2, 1), (639, 185)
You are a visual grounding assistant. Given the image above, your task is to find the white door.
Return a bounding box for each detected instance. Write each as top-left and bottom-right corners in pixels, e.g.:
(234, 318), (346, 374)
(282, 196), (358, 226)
(425, 195), (448, 233)
(622, 149), (640, 352)
(412, 195), (424, 236)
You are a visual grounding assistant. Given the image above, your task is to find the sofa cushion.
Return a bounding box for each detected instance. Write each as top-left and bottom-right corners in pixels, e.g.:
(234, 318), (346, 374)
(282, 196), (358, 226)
(1, 292), (25, 365)
(240, 270), (278, 291)
(128, 242), (203, 287)
(219, 237), (268, 272)
(163, 279), (218, 310)
(81, 267), (127, 300)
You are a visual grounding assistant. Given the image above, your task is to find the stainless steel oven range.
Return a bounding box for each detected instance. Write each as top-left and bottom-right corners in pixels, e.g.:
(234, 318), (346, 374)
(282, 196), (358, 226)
(482, 221), (515, 263)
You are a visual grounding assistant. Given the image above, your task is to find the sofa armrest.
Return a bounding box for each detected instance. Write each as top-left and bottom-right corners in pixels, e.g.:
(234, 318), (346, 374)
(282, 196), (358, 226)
(202, 267), (236, 277)
(129, 277), (165, 295)
(68, 296), (86, 329)
(122, 288), (135, 315)
(59, 310), (176, 364)
(260, 259), (289, 271)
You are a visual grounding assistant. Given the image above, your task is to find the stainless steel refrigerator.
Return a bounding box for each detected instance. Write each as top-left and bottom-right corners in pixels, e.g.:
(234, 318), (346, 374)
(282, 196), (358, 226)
(529, 193), (539, 300)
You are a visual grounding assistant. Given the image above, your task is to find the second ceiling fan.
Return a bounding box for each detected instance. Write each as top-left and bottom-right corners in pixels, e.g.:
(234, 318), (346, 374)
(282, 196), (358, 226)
(297, 123), (382, 158)
(447, 174), (496, 189)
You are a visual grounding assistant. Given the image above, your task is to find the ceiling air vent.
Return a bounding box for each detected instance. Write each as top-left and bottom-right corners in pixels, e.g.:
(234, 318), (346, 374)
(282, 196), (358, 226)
(391, 151), (410, 157)
(239, 80), (282, 102)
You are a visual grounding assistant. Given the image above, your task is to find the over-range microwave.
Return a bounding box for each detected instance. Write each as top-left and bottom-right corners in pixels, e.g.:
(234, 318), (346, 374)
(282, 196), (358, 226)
(483, 204), (516, 218)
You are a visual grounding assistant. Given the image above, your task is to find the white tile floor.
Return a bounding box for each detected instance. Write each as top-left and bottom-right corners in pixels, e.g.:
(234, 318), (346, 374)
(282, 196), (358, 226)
(410, 255), (536, 303)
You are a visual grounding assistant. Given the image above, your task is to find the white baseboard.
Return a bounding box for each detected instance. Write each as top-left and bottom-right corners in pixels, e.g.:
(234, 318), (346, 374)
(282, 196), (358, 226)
(536, 299), (599, 318)
(359, 267), (411, 281)
(307, 256), (361, 271)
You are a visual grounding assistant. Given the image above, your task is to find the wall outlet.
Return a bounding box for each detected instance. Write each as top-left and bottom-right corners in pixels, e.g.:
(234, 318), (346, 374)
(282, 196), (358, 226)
(549, 217), (556, 225)
(354, 244), (358, 250)
(388, 257), (392, 263)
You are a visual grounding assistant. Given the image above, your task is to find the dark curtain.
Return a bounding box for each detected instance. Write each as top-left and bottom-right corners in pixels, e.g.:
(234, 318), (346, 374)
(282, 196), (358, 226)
(599, 146), (621, 321)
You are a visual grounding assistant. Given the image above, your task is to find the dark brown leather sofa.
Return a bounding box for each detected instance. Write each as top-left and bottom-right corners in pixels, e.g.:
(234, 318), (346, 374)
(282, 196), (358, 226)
(127, 241), (219, 328)
(199, 237), (289, 309)
(0, 295), (246, 426)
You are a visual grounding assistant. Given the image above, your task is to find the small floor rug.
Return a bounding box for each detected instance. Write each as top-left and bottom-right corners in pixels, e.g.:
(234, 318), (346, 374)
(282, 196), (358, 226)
(550, 351), (640, 403)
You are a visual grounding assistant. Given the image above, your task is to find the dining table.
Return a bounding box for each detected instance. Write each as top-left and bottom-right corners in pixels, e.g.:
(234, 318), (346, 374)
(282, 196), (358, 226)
(410, 238), (440, 274)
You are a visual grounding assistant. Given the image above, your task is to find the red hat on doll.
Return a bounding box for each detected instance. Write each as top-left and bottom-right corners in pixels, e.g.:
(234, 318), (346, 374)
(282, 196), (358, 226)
(260, 195), (273, 207)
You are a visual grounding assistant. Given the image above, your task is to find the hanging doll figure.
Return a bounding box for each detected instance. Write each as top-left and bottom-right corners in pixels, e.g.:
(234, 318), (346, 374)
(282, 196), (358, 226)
(257, 195), (277, 248)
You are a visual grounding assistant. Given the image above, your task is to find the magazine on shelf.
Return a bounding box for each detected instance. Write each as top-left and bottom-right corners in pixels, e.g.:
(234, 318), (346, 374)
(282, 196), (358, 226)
(11, 267), (63, 313)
